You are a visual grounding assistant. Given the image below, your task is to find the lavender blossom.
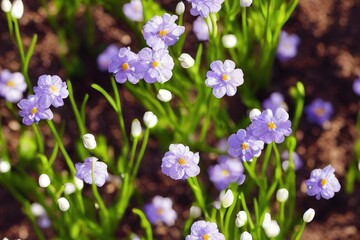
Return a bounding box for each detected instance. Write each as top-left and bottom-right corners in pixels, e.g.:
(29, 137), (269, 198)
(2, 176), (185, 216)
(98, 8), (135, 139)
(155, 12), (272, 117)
(305, 165), (341, 200)
(97, 44), (119, 71)
(277, 31), (300, 61)
(247, 108), (292, 144)
(187, 0), (225, 18)
(0, 70), (26, 103)
(353, 76), (360, 96)
(161, 143), (200, 180)
(185, 220), (225, 240)
(108, 47), (143, 84)
(228, 129), (264, 161)
(144, 196), (177, 226)
(205, 60), (244, 98)
(193, 16), (209, 41)
(262, 92), (288, 113)
(75, 157), (108, 187)
(138, 47), (174, 83)
(33, 75), (69, 108)
(122, 0), (143, 22)
(281, 150), (303, 171)
(208, 155), (246, 191)
(143, 13), (185, 50)
(18, 95), (53, 125)
(304, 98), (333, 126)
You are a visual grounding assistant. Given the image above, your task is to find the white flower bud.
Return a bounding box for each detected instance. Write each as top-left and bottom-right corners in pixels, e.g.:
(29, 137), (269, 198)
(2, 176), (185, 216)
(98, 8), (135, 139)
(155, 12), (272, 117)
(175, 1), (185, 15)
(303, 208), (315, 223)
(240, 231), (252, 240)
(0, 160), (11, 173)
(157, 89), (172, 102)
(222, 34), (237, 48)
(261, 213), (271, 228)
(264, 220), (280, 238)
(82, 133), (97, 150)
(64, 183), (76, 195)
(57, 197), (70, 212)
(143, 111), (158, 129)
(10, 0), (24, 19)
(189, 206), (202, 218)
(30, 203), (46, 217)
(235, 210), (247, 227)
(74, 177), (84, 190)
(219, 189), (234, 208)
(131, 118), (142, 137)
(38, 174), (51, 188)
(249, 108), (261, 122)
(212, 200), (221, 210)
(276, 188), (289, 203)
(178, 53), (195, 69)
(1, 0), (11, 12)
(240, 0), (253, 7)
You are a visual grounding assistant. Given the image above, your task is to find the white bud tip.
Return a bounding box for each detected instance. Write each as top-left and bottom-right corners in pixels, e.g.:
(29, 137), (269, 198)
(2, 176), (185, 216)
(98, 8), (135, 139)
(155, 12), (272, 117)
(0, 160), (11, 173)
(10, 0), (24, 19)
(189, 206), (202, 218)
(235, 210), (247, 227)
(143, 111), (158, 129)
(175, 2), (185, 15)
(131, 118), (142, 137)
(64, 183), (76, 195)
(38, 174), (51, 188)
(222, 34), (237, 48)
(240, 231), (253, 240)
(157, 89), (173, 102)
(57, 197), (70, 212)
(249, 108), (261, 121)
(303, 208), (315, 223)
(1, 0), (12, 12)
(30, 203), (46, 217)
(240, 0), (253, 7)
(276, 188), (289, 203)
(82, 133), (97, 150)
(178, 53), (195, 69)
(220, 189), (234, 208)
(74, 177), (84, 190)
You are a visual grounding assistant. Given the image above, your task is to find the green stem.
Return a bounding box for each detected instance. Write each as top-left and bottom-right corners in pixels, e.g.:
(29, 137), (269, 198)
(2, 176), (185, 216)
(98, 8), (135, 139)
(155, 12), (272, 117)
(187, 177), (209, 218)
(130, 128), (149, 181)
(32, 124), (44, 154)
(67, 80), (86, 136)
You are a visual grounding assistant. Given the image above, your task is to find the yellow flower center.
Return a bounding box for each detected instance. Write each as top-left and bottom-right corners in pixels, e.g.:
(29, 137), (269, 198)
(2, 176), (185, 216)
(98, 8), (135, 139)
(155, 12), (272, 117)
(178, 158), (186, 165)
(321, 178), (327, 187)
(50, 85), (58, 93)
(122, 63), (129, 70)
(156, 208), (164, 215)
(221, 169), (230, 176)
(222, 74), (229, 81)
(241, 143), (248, 150)
(268, 121), (276, 130)
(152, 61), (159, 68)
(31, 107), (38, 114)
(315, 107), (325, 117)
(203, 234), (209, 240)
(6, 80), (15, 87)
(159, 29), (168, 37)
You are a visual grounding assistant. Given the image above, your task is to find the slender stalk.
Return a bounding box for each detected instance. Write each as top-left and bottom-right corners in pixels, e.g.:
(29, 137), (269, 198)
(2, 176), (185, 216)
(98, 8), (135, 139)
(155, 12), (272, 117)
(67, 80), (86, 136)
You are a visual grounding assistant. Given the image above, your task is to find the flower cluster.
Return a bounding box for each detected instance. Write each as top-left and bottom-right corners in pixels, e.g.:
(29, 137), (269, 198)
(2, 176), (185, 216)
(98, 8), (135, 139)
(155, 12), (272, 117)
(18, 75), (68, 125)
(0, 69), (26, 103)
(144, 196), (177, 226)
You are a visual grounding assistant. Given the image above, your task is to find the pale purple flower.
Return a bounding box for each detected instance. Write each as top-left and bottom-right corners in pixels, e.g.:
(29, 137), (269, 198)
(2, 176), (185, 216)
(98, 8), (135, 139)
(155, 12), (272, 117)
(187, 0), (225, 18)
(143, 13), (185, 50)
(144, 196), (177, 226)
(37, 215), (51, 228)
(185, 220), (225, 240)
(138, 47), (174, 83)
(205, 60), (244, 98)
(0, 70), (26, 103)
(353, 77), (360, 96)
(281, 150), (303, 171)
(193, 16), (209, 41)
(305, 98), (333, 126)
(18, 95), (53, 125)
(208, 156), (246, 191)
(108, 47), (142, 84)
(161, 143), (200, 180)
(262, 92), (288, 113)
(247, 108), (292, 144)
(97, 44), (119, 71)
(122, 0), (143, 22)
(305, 165), (341, 200)
(227, 129), (264, 161)
(33, 75), (69, 108)
(277, 31), (300, 61)
(75, 157), (108, 187)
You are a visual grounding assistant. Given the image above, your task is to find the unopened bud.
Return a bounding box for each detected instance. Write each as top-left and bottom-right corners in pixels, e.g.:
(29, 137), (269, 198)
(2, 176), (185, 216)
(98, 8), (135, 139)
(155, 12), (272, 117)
(175, 2), (185, 15)
(11, 0), (24, 19)
(264, 220), (280, 238)
(30, 203), (46, 217)
(74, 177), (84, 190)
(220, 189), (234, 208)
(240, 231), (252, 240)
(240, 0), (253, 7)
(1, 0), (12, 12)
(82, 133), (97, 150)
(276, 188), (289, 203)
(57, 197), (70, 212)
(0, 160), (11, 173)
(222, 34), (237, 48)
(157, 89), (172, 102)
(235, 210), (247, 227)
(303, 208), (315, 223)
(38, 174), (51, 188)
(131, 118), (142, 137)
(178, 53), (195, 69)
(249, 108), (261, 121)
(143, 111), (158, 128)
(64, 183), (76, 195)
(189, 206), (202, 218)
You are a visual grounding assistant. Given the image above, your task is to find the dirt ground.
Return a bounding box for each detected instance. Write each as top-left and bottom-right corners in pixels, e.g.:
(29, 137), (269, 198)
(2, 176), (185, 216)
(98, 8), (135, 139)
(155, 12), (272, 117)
(1, 0), (360, 239)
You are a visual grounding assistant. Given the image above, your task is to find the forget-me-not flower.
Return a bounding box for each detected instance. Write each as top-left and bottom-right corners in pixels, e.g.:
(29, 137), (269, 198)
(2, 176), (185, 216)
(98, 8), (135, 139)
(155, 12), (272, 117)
(18, 95), (53, 125)
(305, 98), (333, 126)
(281, 150), (303, 171)
(0, 70), (26, 103)
(97, 44), (119, 72)
(185, 220), (225, 240)
(75, 157), (108, 187)
(33, 75), (69, 108)
(227, 129), (264, 161)
(122, 0), (143, 22)
(192, 16), (209, 41)
(276, 31), (300, 61)
(144, 196), (177, 226)
(262, 92), (288, 113)
(187, 0), (225, 18)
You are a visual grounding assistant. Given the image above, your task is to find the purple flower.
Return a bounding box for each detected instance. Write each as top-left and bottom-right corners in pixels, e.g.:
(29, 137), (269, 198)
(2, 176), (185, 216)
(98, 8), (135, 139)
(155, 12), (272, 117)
(193, 16), (209, 41)
(143, 13), (185, 50)
(97, 44), (119, 71)
(187, 0), (225, 18)
(75, 157), (108, 187)
(227, 129), (264, 161)
(138, 47), (174, 83)
(305, 165), (341, 200)
(0, 70), (27, 103)
(276, 31), (300, 61)
(305, 98), (333, 126)
(262, 92), (288, 113)
(122, 0), (143, 22)
(18, 95), (53, 125)
(281, 150), (303, 171)
(161, 143), (200, 180)
(208, 156), (246, 191)
(353, 77), (360, 96)
(144, 196), (177, 226)
(185, 220), (225, 240)
(205, 60), (244, 98)
(33, 75), (69, 108)
(248, 108), (292, 144)
(108, 47), (143, 84)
